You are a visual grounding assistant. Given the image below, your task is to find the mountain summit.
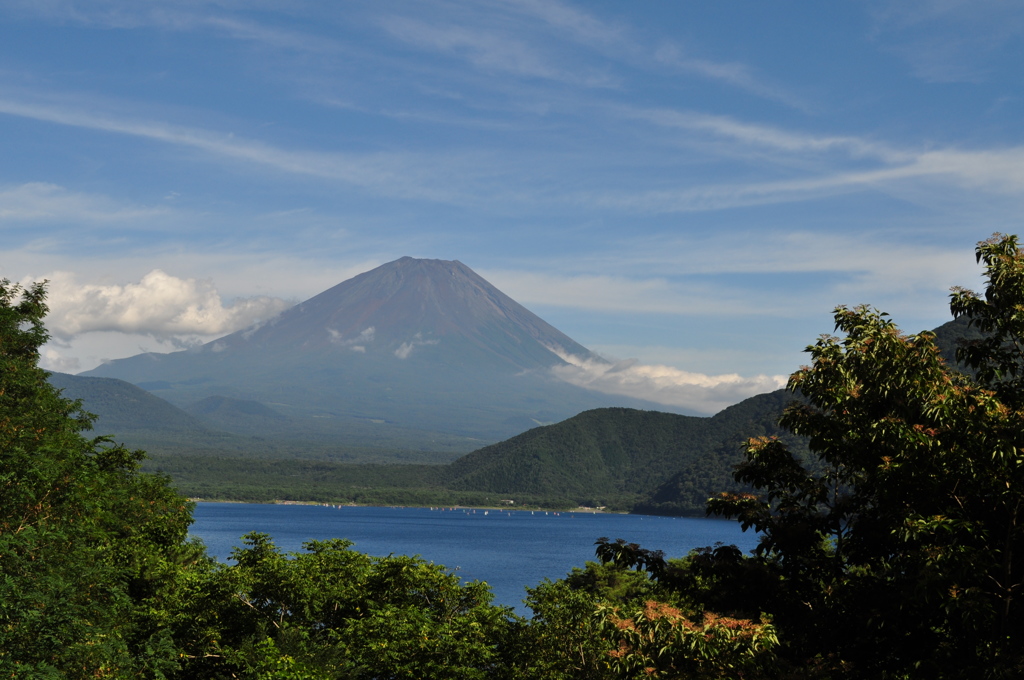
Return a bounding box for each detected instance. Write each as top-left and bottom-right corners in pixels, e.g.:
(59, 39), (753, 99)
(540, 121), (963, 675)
(84, 257), (679, 445)
(206, 256), (598, 370)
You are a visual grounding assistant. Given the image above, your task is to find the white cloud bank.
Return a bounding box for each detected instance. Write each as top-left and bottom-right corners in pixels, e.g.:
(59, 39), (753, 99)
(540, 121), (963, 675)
(35, 269), (292, 343)
(549, 349), (787, 416)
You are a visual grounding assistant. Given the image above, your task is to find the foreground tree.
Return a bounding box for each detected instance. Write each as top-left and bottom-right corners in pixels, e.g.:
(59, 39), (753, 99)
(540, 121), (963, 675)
(517, 545), (779, 680)
(0, 280), (205, 677)
(708, 234), (1024, 678)
(173, 533), (518, 680)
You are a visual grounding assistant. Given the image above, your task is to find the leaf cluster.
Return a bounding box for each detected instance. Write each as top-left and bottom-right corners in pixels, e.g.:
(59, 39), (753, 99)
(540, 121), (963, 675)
(0, 280), (206, 677)
(701, 235), (1024, 678)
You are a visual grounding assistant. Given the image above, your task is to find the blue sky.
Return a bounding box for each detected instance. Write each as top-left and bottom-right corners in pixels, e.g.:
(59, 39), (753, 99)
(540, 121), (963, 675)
(3, 0), (1023, 413)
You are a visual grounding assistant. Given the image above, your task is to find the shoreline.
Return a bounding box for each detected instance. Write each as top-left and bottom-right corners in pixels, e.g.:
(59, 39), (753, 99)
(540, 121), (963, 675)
(186, 497), (733, 520)
(189, 497), (619, 514)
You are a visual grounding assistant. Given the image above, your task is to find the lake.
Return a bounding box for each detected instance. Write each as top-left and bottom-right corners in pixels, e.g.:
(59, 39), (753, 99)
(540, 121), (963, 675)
(190, 502), (761, 613)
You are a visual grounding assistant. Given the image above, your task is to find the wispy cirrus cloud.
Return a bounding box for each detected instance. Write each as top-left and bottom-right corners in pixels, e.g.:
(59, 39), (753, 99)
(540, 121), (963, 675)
(9, 0), (802, 107)
(490, 0), (804, 106)
(623, 107), (907, 161)
(509, 231), (968, 281)
(0, 182), (168, 223)
(5, 89), (1019, 228)
(867, 0), (1024, 83)
(485, 231), (976, 326)
(610, 105), (1024, 210)
(199, 14), (343, 54)
(0, 96), (477, 203)
(493, 0), (625, 46)
(7, 0), (349, 62)
(379, 15), (617, 87)
(652, 44), (808, 110)
(581, 143), (1024, 214)
(483, 269), (762, 316)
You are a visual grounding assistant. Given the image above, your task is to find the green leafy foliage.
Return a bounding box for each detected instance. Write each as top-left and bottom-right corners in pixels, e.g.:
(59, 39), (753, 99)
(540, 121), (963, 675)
(599, 601), (777, 680)
(520, 546), (780, 680)
(950, 233), (1024, 404)
(0, 279), (206, 677)
(704, 234), (1024, 678)
(170, 533), (517, 679)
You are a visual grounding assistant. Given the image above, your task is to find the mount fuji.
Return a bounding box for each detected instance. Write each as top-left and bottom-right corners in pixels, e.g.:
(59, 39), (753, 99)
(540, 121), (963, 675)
(83, 257), (687, 447)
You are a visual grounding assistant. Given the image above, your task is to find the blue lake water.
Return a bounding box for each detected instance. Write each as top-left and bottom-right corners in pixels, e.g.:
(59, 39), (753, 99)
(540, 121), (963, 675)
(190, 503), (761, 613)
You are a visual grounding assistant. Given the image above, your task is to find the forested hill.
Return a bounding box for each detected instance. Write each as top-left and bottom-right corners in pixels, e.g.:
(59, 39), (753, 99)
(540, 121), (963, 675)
(442, 389), (806, 514)
(47, 372), (214, 437)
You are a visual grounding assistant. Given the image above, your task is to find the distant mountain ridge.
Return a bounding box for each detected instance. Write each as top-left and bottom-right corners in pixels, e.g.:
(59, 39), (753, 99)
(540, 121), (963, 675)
(83, 257), (688, 444)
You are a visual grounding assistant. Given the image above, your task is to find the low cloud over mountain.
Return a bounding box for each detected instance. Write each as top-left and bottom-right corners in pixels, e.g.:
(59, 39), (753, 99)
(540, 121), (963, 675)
(549, 348), (786, 415)
(34, 269), (292, 344)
